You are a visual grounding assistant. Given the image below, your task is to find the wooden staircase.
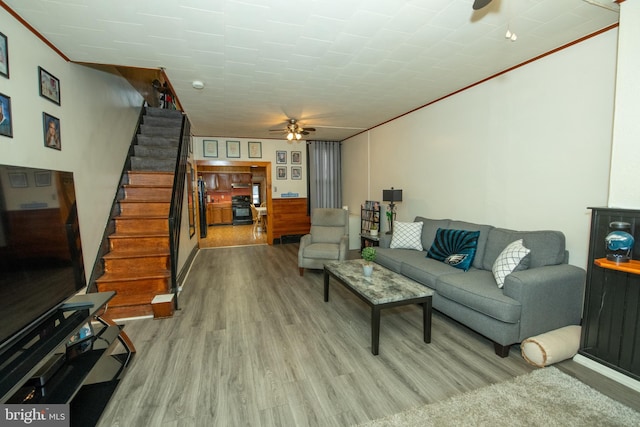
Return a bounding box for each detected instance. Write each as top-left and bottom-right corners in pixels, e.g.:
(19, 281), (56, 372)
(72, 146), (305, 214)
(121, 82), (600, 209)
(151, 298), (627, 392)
(95, 107), (183, 320)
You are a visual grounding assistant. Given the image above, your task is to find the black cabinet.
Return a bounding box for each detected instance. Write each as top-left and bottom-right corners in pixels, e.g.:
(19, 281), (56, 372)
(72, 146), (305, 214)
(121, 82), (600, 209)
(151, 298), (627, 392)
(580, 207), (640, 381)
(0, 292), (134, 425)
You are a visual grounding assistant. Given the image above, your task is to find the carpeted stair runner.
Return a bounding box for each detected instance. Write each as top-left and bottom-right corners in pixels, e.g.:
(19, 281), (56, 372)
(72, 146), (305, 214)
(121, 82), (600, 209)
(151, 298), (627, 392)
(131, 107), (183, 172)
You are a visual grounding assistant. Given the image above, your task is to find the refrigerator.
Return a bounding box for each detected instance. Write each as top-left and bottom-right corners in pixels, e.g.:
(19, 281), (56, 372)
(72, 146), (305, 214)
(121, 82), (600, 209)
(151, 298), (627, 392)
(198, 178), (207, 238)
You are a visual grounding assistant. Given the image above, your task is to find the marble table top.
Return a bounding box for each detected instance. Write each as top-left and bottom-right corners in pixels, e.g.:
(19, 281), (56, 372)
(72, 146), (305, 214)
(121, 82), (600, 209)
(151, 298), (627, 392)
(324, 259), (433, 305)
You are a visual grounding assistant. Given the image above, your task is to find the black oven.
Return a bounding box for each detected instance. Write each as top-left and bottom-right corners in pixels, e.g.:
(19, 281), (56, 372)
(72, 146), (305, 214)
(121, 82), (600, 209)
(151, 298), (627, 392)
(232, 195), (253, 225)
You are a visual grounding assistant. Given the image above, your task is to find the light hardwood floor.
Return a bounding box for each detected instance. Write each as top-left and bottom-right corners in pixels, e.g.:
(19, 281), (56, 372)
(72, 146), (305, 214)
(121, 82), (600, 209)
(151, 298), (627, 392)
(199, 223), (267, 248)
(98, 244), (640, 426)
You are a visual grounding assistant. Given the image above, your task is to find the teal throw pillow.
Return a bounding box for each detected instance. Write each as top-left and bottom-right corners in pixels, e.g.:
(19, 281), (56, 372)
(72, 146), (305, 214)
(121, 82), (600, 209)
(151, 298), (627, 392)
(427, 228), (480, 271)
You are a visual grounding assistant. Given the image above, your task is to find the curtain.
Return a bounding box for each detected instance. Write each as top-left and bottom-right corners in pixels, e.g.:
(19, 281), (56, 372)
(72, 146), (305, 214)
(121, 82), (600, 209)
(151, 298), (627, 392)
(307, 141), (342, 210)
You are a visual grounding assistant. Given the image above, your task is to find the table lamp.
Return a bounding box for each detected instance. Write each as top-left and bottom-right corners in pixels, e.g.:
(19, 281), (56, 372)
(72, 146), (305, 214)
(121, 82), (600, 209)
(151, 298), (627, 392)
(382, 187), (402, 234)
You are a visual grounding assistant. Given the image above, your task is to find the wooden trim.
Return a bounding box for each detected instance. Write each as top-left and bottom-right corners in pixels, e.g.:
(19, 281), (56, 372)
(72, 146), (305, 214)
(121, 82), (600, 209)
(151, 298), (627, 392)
(348, 23), (620, 140)
(196, 160), (273, 244)
(0, 1), (70, 62)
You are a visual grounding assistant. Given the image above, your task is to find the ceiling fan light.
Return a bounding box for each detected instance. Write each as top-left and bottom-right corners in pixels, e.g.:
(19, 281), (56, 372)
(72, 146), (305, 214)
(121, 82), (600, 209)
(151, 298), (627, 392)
(287, 132), (294, 141)
(295, 133), (301, 140)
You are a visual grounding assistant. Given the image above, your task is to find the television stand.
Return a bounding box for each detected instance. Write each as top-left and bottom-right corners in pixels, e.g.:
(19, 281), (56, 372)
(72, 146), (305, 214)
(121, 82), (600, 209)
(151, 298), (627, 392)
(0, 292), (135, 425)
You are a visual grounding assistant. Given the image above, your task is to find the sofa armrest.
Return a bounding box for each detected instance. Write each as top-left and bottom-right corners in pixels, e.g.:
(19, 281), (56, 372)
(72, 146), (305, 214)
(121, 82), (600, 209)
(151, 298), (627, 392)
(503, 264), (586, 340)
(379, 233), (392, 248)
(339, 235), (349, 260)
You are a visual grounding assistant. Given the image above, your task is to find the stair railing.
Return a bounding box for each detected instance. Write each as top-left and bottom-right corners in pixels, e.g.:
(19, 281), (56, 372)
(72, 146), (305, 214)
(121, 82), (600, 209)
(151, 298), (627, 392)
(168, 114), (191, 309)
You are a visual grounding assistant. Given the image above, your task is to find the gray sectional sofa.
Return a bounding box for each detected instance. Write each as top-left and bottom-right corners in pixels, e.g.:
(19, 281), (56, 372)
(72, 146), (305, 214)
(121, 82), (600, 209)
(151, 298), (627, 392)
(375, 216), (586, 357)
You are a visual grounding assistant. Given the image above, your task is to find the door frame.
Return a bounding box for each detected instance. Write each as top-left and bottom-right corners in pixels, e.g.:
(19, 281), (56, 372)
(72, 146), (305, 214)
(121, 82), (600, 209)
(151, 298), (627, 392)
(195, 159), (272, 244)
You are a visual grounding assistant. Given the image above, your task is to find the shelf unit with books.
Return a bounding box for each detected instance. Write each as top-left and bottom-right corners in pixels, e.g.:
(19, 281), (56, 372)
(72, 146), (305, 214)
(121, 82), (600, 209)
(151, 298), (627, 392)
(360, 200), (381, 251)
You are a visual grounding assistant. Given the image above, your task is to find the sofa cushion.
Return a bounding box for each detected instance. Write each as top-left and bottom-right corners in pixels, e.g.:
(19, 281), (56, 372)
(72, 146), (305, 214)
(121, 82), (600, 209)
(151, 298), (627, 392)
(427, 228), (480, 271)
(483, 228), (566, 270)
(390, 221), (424, 250)
(492, 239), (531, 288)
(436, 270), (522, 324)
(397, 250), (462, 289)
(414, 217), (450, 252)
(447, 220), (493, 269)
(374, 247), (405, 273)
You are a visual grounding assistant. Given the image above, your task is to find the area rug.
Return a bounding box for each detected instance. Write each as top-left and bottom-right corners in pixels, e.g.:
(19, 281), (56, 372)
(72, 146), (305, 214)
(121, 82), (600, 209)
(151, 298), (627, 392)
(358, 367), (640, 427)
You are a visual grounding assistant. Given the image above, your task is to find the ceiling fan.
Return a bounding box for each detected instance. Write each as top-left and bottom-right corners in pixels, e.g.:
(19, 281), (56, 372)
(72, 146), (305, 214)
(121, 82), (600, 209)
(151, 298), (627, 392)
(269, 119), (315, 142)
(472, 0), (492, 10)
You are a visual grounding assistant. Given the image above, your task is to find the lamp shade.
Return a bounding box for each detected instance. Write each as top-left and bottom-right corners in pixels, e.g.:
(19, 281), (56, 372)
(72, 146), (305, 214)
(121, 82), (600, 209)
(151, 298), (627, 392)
(382, 188), (403, 203)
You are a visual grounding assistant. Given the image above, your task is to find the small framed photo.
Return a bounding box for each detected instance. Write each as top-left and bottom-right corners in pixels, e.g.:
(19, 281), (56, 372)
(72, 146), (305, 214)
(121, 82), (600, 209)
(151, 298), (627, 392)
(226, 140), (240, 158)
(0, 31), (8, 78)
(35, 171), (51, 187)
(276, 150), (287, 164)
(276, 166), (287, 180)
(248, 141), (262, 158)
(0, 92), (12, 137)
(8, 172), (27, 188)
(43, 112), (61, 150)
(203, 139), (218, 158)
(291, 166), (302, 180)
(291, 151), (301, 164)
(39, 67), (60, 105)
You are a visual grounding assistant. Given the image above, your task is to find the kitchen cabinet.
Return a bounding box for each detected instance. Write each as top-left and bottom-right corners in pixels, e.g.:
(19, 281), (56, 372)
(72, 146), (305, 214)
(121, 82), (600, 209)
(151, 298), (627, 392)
(207, 203), (232, 225)
(222, 206), (233, 223)
(580, 207), (640, 381)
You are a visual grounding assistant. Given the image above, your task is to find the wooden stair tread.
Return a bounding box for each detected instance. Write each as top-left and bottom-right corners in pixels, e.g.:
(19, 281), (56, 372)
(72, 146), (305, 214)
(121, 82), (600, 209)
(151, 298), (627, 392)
(115, 215), (169, 219)
(123, 184), (173, 189)
(96, 270), (170, 282)
(119, 200), (170, 204)
(102, 249), (170, 259)
(110, 231), (169, 238)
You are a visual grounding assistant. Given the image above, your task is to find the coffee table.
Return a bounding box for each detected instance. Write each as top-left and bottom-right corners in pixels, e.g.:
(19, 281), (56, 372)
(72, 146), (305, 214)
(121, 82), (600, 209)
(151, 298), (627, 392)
(324, 259), (433, 355)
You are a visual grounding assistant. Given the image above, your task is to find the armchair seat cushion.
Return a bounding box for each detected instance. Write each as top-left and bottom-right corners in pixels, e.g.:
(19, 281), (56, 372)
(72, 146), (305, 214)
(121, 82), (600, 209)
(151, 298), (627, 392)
(302, 242), (342, 260)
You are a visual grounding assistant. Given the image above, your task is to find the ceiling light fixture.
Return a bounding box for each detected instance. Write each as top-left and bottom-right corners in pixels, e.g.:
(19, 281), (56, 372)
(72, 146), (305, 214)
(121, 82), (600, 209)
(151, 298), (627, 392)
(192, 80), (205, 89)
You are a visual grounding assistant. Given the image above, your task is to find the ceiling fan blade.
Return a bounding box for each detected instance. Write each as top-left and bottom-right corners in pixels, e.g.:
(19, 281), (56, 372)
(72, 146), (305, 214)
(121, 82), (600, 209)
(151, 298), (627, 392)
(472, 0), (492, 10)
(302, 127), (316, 132)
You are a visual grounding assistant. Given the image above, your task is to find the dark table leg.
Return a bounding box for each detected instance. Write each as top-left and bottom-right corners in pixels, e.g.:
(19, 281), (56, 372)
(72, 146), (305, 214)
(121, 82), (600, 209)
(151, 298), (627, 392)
(372, 306), (381, 355)
(423, 297), (432, 343)
(324, 269), (330, 302)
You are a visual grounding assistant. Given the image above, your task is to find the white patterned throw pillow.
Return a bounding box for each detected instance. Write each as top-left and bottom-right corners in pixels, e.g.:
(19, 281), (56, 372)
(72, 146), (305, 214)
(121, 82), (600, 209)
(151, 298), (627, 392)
(390, 221), (424, 251)
(492, 239), (531, 288)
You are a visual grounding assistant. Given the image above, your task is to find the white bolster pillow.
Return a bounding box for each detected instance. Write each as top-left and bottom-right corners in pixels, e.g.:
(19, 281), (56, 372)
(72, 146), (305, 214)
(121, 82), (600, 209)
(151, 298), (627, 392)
(521, 325), (581, 368)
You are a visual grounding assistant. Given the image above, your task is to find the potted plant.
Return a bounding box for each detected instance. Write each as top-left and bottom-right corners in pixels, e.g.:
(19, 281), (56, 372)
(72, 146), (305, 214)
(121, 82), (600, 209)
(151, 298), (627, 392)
(361, 246), (376, 277)
(370, 223), (378, 237)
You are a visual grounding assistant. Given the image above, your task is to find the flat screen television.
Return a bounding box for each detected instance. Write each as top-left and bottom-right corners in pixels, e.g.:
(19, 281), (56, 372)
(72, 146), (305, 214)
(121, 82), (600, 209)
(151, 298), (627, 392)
(0, 164), (86, 353)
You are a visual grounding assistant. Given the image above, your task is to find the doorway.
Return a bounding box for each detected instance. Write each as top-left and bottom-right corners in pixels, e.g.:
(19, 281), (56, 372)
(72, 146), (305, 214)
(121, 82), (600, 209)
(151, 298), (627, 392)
(196, 160), (272, 248)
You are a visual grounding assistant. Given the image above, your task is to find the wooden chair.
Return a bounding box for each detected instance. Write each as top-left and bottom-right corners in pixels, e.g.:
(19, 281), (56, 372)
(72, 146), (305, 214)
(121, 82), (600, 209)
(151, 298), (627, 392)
(250, 204), (261, 234)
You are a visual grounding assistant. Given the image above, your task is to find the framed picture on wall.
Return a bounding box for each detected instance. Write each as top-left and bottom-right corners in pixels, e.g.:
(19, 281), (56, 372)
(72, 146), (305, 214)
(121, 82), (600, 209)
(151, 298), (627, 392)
(43, 112), (61, 150)
(203, 139), (218, 157)
(35, 171), (51, 187)
(226, 140), (240, 158)
(39, 67), (61, 105)
(8, 172), (27, 188)
(276, 150), (286, 164)
(0, 31), (9, 78)
(248, 141), (262, 158)
(276, 166), (287, 180)
(291, 166), (302, 180)
(291, 151), (301, 164)
(0, 92), (12, 137)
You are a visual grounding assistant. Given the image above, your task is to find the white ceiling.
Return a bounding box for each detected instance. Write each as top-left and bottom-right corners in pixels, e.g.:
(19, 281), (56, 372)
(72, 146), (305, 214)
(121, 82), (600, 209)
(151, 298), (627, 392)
(4, 0), (620, 141)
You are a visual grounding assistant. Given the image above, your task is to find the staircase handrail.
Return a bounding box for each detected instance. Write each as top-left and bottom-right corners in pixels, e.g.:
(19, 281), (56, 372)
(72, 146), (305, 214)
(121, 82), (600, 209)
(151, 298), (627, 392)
(168, 114), (190, 309)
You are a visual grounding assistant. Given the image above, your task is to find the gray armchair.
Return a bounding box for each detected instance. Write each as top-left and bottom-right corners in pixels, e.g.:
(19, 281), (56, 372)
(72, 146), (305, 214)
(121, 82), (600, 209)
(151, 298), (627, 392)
(298, 208), (349, 276)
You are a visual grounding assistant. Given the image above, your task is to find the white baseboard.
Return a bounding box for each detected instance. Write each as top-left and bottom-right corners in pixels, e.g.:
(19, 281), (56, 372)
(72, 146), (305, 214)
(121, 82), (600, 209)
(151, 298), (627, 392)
(573, 354), (640, 393)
